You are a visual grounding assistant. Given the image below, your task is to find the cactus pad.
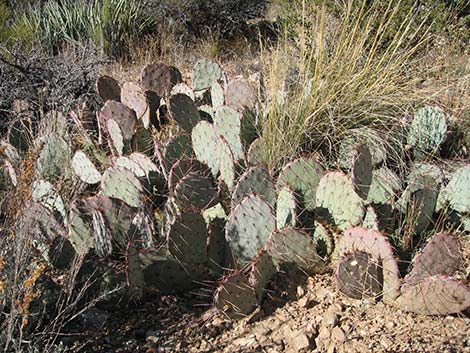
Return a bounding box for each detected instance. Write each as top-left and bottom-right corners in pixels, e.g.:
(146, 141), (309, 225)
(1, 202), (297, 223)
(337, 227), (400, 304)
(444, 165), (470, 213)
(192, 59), (222, 91)
(36, 134), (71, 181)
(336, 251), (383, 299)
(249, 250), (276, 301)
(101, 166), (143, 208)
(277, 157), (325, 211)
(315, 172), (365, 230)
(100, 100), (137, 140)
(231, 166), (276, 209)
(168, 158), (211, 191)
(72, 150), (101, 184)
(405, 232), (461, 286)
(121, 81), (159, 129)
(267, 227), (325, 274)
(396, 276), (470, 315)
(226, 194), (275, 262)
(218, 136), (236, 191)
(367, 167), (402, 205)
(168, 94), (200, 133)
(168, 212), (208, 265)
(96, 75), (121, 102)
(351, 143), (372, 200)
(225, 78), (256, 111)
(140, 63), (182, 97)
(68, 204), (94, 256)
(106, 119), (125, 155)
(162, 134), (194, 173)
(171, 83), (195, 100)
(211, 82), (225, 108)
(247, 138), (267, 167)
(407, 106), (447, 158)
(192, 121), (220, 177)
(173, 173), (218, 211)
(214, 106), (244, 160)
(276, 186), (297, 229)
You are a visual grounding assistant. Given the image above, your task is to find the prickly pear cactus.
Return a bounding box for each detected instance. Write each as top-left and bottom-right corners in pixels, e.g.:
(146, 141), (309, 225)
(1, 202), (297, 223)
(192, 59), (222, 91)
(121, 81), (159, 129)
(211, 82), (225, 108)
(100, 100), (137, 140)
(405, 232), (461, 286)
(36, 133), (71, 181)
(367, 167), (402, 205)
(168, 94), (200, 133)
(140, 63), (182, 97)
(443, 164), (470, 213)
(168, 158), (211, 191)
(231, 166), (276, 209)
(277, 157), (325, 212)
(161, 134), (194, 174)
(276, 186), (297, 229)
(173, 173), (218, 211)
(249, 250), (276, 302)
(72, 150), (101, 184)
(267, 227), (325, 275)
(96, 75), (121, 102)
(68, 203), (94, 256)
(226, 194), (276, 263)
(107, 119), (125, 155)
(225, 78), (257, 111)
(247, 137), (268, 167)
(351, 143), (372, 200)
(315, 172), (365, 230)
(101, 166), (143, 208)
(192, 121), (220, 177)
(407, 106), (447, 158)
(336, 227), (401, 304)
(218, 136), (236, 191)
(214, 106), (244, 161)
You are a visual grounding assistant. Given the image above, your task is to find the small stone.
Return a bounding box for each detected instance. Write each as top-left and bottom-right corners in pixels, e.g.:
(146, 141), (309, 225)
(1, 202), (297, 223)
(232, 335), (257, 348)
(290, 331), (311, 351)
(381, 337), (393, 349)
(331, 327), (346, 343)
(297, 285), (305, 298)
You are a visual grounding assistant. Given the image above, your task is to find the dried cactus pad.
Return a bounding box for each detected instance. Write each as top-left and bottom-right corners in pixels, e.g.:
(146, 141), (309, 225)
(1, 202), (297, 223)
(121, 81), (159, 129)
(445, 165), (470, 213)
(169, 94), (201, 133)
(396, 276), (470, 315)
(407, 106), (447, 156)
(101, 166), (143, 208)
(315, 172), (365, 230)
(226, 194), (276, 263)
(225, 78), (257, 111)
(405, 232), (461, 286)
(72, 150), (101, 184)
(277, 157), (325, 211)
(96, 75), (121, 102)
(267, 227), (325, 275)
(231, 166), (276, 209)
(336, 251), (383, 299)
(192, 59), (222, 91)
(337, 227), (400, 304)
(351, 143), (372, 200)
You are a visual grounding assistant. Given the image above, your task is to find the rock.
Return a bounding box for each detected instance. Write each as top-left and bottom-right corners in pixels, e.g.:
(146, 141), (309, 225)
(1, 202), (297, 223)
(232, 335), (257, 348)
(331, 326), (346, 343)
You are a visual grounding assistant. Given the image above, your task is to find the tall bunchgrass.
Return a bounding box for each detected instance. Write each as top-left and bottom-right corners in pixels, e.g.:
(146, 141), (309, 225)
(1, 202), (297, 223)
(7, 0), (157, 57)
(260, 0), (436, 171)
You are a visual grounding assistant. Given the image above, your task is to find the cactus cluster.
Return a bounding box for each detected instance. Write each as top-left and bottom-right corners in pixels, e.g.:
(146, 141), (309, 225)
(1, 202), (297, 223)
(2, 57), (468, 323)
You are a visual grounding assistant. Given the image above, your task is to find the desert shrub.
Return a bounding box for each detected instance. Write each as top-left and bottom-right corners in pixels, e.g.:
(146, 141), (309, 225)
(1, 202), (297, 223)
(0, 44), (101, 134)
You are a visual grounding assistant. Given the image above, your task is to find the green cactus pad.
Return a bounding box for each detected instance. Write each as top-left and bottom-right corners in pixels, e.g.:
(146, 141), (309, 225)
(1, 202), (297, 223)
(132, 127), (155, 156)
(192, 59), (222, 91)
(407, 106), (447, 158)
(398, 187), (437, 234)
(198, 105), (214, 122)
(121, 81), (159, 129)
(129, 152), (160, 178)
(106, 119), (125, 155)
(247, 138), (268, 167)
(31, 180), (67, 224)
(267, 227), (326, 274)
(207, 216), (228, 276)
(276, 186), (297, 229)
(405, 232), (461, 286)
(249, 250), (276, 301)
(226, 194), (276, 262)
(47, 236), (76, 270)
(96, 75), (121, 102)
(337, 128), (387, 169)
(116, 156), (146, 177)
(367, 167), (402, 205)
(351, 143), (372, 200)
(168, 94), (201, 133)
(192, 121), (220, 177)
(100, 100), (137, 140)
(444, 165), (470, 213)
(214, 106), (244, 161)
(101, 166), (143, 208)
(336, 250), (383, 300)
(68, 204), (94, 256)
(162, 134), (194, 173)
(407, 163), (444, 187)
(337, 227), (400, 304)
(36, 133), (71, 181)
(315, 171), (365, 230)
(140, 63), (182, 97)
(396, 276), (470, 315)
(173, 173), (218, 211)
(277, 157), (325, 212)
(218, 136), (236, 191)
(168, 212), (208, 265)
(363, 206), (380, 231)
(231, 166), (276, 209)
(168, 159), (211, 191)
(72, 150), (101, 184)
(225, 78), (257, 111)
(312, 221), (335, 257)
(211, 82), (225, 108)
(213, 272), (258, 320)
